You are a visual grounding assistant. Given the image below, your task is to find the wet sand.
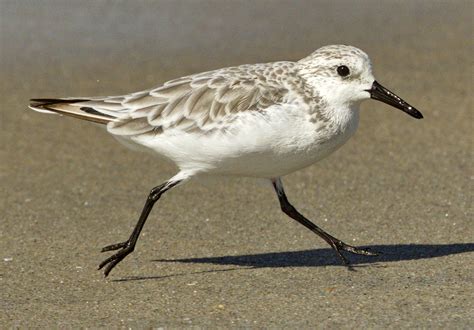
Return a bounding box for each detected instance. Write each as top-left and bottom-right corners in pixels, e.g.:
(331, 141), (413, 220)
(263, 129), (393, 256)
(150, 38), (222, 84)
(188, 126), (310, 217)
(1, 0), (473, 327)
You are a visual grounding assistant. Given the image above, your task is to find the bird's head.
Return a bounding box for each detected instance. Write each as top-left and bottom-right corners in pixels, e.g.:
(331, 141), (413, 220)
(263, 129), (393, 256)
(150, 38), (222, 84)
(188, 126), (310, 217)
(298, 45), (422, 119)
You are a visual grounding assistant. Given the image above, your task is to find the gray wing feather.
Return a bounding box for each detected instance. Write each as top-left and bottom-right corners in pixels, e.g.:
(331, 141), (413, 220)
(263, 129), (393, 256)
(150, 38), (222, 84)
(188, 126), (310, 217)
(97, 62), (296, 136)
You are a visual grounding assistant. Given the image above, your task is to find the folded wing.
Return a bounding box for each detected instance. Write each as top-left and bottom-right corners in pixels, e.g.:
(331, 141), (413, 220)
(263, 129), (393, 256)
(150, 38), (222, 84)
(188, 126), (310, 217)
(30, 62), (295, 135)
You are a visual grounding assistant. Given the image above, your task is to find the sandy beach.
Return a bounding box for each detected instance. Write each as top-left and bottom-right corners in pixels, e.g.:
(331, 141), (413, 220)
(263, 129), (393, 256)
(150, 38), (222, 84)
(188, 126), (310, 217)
(1, 0), (472, 327)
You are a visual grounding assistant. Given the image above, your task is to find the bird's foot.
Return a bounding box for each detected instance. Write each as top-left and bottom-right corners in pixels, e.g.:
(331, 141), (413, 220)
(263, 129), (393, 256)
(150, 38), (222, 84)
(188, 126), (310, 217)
(98, 240), (134, 277)
(101, 241), (129, 252)
(326, 237), (378, 265)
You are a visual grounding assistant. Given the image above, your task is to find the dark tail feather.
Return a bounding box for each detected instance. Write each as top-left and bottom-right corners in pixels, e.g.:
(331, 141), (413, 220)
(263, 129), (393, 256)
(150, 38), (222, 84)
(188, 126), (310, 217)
(29, 98), (115, 125)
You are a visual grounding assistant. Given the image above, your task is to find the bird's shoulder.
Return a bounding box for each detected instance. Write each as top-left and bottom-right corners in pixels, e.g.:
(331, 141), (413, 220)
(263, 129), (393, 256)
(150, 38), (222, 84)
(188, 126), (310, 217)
(107, 61), (316, 136)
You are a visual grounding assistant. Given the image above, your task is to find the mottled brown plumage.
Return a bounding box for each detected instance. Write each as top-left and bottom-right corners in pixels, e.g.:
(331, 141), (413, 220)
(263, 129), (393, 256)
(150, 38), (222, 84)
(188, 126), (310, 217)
(30, 61), (323, 135)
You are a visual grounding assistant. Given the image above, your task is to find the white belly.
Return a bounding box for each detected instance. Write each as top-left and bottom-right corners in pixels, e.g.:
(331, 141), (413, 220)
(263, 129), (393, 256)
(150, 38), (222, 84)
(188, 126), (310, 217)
(134, 105), (359, 178)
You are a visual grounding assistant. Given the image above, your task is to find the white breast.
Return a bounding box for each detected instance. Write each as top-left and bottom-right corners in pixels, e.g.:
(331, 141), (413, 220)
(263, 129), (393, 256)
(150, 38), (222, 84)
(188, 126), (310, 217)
(132, 103), (360, 178)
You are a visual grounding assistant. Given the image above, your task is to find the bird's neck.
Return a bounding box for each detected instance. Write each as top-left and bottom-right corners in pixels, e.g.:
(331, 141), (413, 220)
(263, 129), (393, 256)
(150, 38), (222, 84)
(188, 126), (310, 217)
(324, 102), (360, 132)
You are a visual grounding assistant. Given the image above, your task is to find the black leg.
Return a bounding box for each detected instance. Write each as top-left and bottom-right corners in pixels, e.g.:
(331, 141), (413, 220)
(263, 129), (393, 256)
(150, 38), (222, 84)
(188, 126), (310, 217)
(98, 179), (182, 277)
(272, 178), (377, 264)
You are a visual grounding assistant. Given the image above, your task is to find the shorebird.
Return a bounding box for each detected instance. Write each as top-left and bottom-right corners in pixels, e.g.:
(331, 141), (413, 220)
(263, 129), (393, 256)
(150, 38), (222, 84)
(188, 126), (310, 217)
(29, 45), (423, 277)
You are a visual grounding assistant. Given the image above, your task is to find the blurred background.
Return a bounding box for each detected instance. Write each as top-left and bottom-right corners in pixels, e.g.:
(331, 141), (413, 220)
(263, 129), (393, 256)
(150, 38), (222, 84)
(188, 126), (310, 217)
(1, 0), (472, 327)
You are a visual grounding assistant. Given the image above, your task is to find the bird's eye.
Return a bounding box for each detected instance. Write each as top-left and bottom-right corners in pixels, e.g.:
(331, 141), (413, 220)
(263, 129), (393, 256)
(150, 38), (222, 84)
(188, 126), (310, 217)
(336, 65), (350, 77)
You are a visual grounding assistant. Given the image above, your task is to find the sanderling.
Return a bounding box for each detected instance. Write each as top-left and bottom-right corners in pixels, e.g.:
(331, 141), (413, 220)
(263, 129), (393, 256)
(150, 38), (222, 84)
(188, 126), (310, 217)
(29, 45), (423, 277)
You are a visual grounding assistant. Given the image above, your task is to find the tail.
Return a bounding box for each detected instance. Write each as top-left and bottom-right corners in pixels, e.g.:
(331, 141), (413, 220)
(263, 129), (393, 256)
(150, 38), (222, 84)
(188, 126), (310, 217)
(29, 98), (117, 125)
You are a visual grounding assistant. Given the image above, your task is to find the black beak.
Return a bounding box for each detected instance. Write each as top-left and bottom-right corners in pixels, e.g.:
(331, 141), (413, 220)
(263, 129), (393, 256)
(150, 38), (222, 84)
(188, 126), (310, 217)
(367, 80), (423, 119)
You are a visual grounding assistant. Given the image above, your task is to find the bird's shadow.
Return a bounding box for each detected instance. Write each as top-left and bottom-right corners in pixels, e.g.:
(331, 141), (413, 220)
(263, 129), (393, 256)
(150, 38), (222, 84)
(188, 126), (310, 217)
(154, 243), (474, 268)
(114, 243), (473, 281)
